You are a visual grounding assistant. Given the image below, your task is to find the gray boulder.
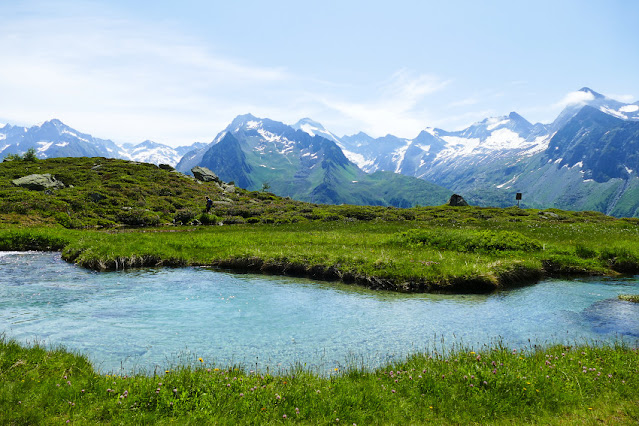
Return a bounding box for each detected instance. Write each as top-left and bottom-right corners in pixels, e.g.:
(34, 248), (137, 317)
(191, 166), (221, 183)
(12, 174), (65, 191)
(448, 194), (469, 207)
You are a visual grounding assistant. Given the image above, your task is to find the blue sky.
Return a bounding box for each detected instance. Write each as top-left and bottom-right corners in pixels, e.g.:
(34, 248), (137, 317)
(1, 0), (638, 146)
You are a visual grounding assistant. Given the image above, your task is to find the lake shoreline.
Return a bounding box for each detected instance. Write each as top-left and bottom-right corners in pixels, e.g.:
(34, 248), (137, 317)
(3, 219), (638, 293)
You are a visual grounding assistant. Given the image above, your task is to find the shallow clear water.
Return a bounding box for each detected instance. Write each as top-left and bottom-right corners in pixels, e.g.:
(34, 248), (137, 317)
(1, 251), (638, 374)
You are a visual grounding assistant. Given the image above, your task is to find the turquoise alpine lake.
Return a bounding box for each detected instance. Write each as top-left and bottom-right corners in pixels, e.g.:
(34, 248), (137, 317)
(1, 251), (638, 375)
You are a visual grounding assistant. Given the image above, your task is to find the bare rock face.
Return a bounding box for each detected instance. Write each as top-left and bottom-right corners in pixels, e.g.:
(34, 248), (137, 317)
(448, 193), (469, 207)
(12, 174), (65, 191)
(191, 166), (235, 192)
(191, 166), (221, 183)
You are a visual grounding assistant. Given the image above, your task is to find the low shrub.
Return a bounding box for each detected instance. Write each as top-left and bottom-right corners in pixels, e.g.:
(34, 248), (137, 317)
(599, 246), (639, 272)
(174, 209), (197, 225)
(575, 244), (598, 259)
(116, 208), (160, 227)
(222, 216), (246, 225)
(198, 213), (221, 225)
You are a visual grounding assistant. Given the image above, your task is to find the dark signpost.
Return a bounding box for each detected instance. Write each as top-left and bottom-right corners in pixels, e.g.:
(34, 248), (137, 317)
(516, 192), (522, 208)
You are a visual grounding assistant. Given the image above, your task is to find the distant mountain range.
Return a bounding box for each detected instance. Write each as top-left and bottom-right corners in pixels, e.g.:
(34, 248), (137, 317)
(322, 87), (639, 216)
(0, 119), (204, 166)
(175, 114), (451, 206)
(2, 87), (639, 215)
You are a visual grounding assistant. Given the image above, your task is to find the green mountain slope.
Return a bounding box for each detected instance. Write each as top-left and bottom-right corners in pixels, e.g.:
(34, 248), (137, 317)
(191, 115), (451, 207)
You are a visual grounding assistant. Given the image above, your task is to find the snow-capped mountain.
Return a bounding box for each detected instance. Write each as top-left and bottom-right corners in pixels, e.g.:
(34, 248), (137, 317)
(4, 86), (639, 215)
(176, 113), (451, 207)
(291, 117), (342, 144)
(0, 119), (127, 159)
(290, 88), (639, 216)
(0, 119), (203, 167)
(120, 140), (207, 166)
(551, 87), (639, 132)
(309, 111), (551, 188)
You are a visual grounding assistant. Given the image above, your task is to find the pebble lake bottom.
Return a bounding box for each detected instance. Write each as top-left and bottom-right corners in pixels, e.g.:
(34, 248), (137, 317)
(1, 251), (638, 375)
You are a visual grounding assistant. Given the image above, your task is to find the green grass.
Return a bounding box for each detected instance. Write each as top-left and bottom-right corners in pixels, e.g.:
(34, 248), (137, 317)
(2, 157), (639, 423)
(1, 337), (637, 425)
(4, 157), (637, 292)
(619, 294), (639, 303)
(1, 207), (639, 293)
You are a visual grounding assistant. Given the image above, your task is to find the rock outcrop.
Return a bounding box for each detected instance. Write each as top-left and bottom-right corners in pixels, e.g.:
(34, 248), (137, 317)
(448, 194), (469, 207)
(12, 174), (65, 191)
(191, 166), (221, 183)
(191, 166), (235, 193)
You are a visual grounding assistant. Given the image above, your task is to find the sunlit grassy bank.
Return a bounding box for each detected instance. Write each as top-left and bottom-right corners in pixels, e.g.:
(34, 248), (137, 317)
(1, 205), (638, 292)
(1, 337), (637, 425)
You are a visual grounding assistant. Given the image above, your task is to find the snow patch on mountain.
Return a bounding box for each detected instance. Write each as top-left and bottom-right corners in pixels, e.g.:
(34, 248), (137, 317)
(486, 118), (510, 131)
(292, 118), (342, 144)
(439, 135), (480, 156)
(340, 149), (374, 171)
(620, 105), (639, 113)
(392, 143), (411, 173)
(36, 141), (53, 153)
(257, 128), (282, 143)
(600, 106), (628, 120)
(298, 123), (317, 136)
(483, 128), (526, 150)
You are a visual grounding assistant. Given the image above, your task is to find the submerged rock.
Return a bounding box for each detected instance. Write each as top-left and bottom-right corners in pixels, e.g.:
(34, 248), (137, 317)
(582, 298), (639, 338)
(12, 173), (65, 191)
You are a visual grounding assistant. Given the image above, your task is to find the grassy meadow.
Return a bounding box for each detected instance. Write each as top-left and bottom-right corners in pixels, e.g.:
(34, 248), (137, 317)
(2, 336), (638, 425)
(1, 157), (639, 423)
(1, 205), (638, 292)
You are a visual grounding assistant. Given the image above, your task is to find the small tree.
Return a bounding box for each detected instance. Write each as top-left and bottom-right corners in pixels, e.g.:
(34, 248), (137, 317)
(2, 153), (23, 162)
(23, 148), (38, 162)
(3, 148), (38, 162)
(261, 182), (271, 192)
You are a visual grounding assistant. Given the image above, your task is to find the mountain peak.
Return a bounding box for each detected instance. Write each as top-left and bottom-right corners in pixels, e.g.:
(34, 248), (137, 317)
(295, 117), (323, 127)
(136, 140), (164, 148)
(40, 118), (65, 128)
(292, 117), (341, 143)
(578, 87), (605, 99)
(228, 113), (260, 129)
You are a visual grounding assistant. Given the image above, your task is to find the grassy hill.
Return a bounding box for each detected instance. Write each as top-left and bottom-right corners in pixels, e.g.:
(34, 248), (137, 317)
(0, 157), (437, 228)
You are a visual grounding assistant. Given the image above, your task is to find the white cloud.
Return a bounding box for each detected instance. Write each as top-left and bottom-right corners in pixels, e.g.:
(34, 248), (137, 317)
(554, 90), (595, 109)
(609, 93), (636, 103)
(317, 70), (450, 138)
(0, 10), (292, 145)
